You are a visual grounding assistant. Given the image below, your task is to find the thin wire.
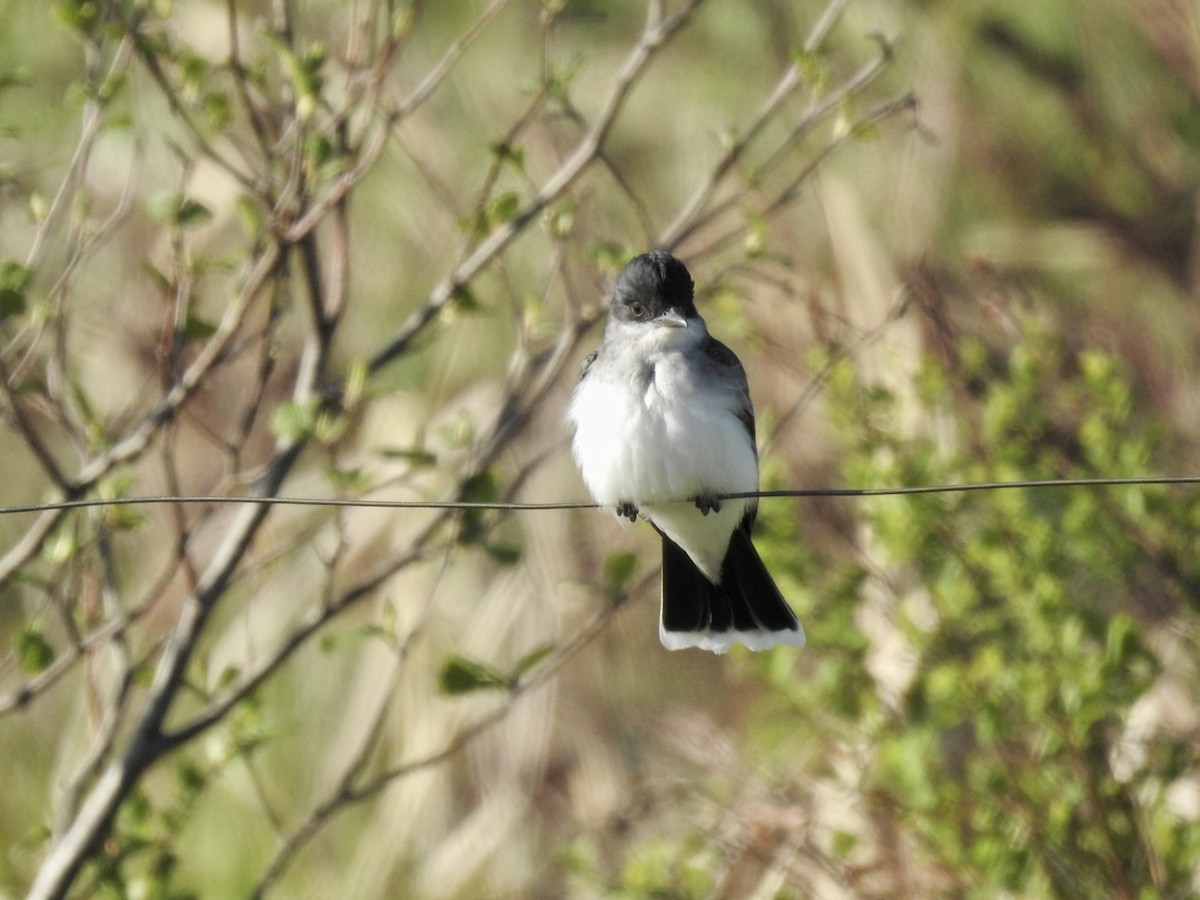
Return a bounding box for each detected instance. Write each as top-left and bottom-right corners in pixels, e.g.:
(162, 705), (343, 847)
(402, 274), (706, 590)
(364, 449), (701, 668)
(0, 475), (1197, 516)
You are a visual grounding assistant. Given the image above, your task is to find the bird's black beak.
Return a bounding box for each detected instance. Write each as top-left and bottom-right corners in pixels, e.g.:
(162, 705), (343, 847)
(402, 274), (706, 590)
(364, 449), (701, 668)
(656, 309), (688, 329)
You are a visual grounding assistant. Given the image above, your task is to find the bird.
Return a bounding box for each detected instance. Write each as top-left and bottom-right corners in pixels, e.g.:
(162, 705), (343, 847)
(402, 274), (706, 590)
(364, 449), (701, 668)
(566, 250), (805, 653)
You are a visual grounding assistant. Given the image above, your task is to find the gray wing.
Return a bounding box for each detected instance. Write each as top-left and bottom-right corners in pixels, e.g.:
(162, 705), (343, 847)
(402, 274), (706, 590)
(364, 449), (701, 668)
(703, 336), (760, 530)
(703, 337), (755, 445)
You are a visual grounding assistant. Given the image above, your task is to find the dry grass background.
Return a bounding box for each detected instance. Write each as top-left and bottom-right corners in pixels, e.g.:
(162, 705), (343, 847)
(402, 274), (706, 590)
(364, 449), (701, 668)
(1, 0), (1198, 897)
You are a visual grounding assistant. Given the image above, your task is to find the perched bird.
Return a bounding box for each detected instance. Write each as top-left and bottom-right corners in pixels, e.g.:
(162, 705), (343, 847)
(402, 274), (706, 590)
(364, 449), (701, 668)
(567, 250), (804, 653)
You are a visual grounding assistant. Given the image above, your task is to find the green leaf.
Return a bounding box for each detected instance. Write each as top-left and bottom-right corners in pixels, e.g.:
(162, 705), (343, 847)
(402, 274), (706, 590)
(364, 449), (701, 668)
(587, 241), (632, 276)
(457, 469), (499, 545)
(391, 7), (416, 39)
(743, 211), (767, 257)
(512, 643), (555, 678)
(322, 464), (370, 493)
(487, 191), (521, 226)
(43, 525), (76, 564)
(342, 358), (368, 409)
(180, 314), (217, 342)
(1104, 613), (1137, 668)
(439, 655), (508, 695)
(122, 788), (152, 828)
(489, 140), (525, 172)
(831, 829), (858, 859)
(0, 260), (31, 317)
(447, 284), (482, 315)
(603, 551), (637, 591)
(231, 694), (272, 752)
(234, 195), (263, 238)
(853, 119), (881, 141)
(270, 399), (318, 441)
(104, 502), (145, 531)
(54, 0), (101, 35)
(202, 90), (232, 129)
(313, 409), (348, 444)
(148, 192), (212, 229)
(29, 192), (49, 223)
(378, 446), (438, 468)
(131, 662), (155, 687)
(305, 132), (334, 174)
(439, 411), (475, 448)
(179, 53), (208, 95)
(216, 665), (241, 690)
(357, 623), (395, 646)
(272, 39), (325, 120)
(485, 542), (522, 565)
(176, 199), (213, 228)
(461, 469), (500, 503)
(16, 626), (55, 674)
(0, 66), (32, 93)
(142, 260), (172, 292)
(541, 201), (574, 239)
(175, 761), (206, 804)
(789, 45), (828, 88)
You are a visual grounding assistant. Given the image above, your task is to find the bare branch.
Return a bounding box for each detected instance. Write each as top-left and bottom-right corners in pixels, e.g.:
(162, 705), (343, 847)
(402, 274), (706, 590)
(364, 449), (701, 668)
(251, 574), (628, 896)
(367, 0), (706, 376)
(5, 2), (913, 896)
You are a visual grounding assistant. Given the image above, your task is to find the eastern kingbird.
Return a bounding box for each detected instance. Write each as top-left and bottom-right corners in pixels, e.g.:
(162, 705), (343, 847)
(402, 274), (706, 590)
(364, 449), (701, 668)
(567, 251), (805, 653)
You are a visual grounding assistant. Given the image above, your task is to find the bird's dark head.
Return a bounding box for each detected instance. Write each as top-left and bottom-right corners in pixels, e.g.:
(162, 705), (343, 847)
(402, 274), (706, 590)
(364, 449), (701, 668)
(610, 251), (698, 328)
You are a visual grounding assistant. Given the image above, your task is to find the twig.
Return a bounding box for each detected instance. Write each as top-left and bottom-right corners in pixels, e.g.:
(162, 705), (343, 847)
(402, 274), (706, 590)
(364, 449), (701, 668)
(0, 242), (281, 588)
(279, 0), (515, 244)
(250, 571), (628, 896)
(365, 0), (706, 375)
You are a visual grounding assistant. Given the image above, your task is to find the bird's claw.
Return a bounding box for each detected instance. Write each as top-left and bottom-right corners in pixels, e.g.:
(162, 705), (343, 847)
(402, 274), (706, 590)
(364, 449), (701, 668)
(694, 493), (721, 515)
(616, 501), (639, 521)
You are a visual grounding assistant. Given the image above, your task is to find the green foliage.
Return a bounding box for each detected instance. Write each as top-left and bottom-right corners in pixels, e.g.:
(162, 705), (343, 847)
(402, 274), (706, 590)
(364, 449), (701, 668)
(465, 190), (525, 240)
(147, 192), (213, 229)
(439, 644), (555, 695)
(269, 398), (319, 442)
(79, 732), (252, 898)
(440, 655), (509, 694)
(0, 260), (31, 317)
(564, 833), (718, 900)
(4, 0), (1198, 896)
(587, 241), (634, 277)
(272, 39), (325, 121)
(456, 467), (500, 546)
(322, 464), (371, 494)
(602, 550), (638, 603)
(377, 445), (438, 468)
(53, 0), (102, 37)
(751, 316), (1200, 896)
(15, 625), (55, 674)
(177, 314), (216, 343)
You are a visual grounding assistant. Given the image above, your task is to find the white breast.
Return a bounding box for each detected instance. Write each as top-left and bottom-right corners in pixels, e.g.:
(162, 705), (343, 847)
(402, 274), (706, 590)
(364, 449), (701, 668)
(567, 320), (758, 580)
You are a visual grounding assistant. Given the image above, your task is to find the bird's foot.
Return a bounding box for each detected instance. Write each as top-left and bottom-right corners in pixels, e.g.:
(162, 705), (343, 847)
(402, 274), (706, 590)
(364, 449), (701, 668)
(615, 501), (639, 521)
(693, 493), (722, 515)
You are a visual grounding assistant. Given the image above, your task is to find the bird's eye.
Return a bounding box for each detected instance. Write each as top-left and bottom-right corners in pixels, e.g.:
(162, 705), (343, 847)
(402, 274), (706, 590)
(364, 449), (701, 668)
(627, 301), (645, 319)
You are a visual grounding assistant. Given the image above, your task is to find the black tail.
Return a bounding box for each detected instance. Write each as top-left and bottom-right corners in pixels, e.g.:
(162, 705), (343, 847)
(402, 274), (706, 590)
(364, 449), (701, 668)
(659, 526), (805, 653)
